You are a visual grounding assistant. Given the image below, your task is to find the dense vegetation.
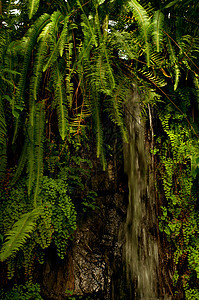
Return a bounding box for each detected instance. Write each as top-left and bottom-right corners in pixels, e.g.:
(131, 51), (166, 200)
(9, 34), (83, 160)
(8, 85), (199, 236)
(0, 0), (199, 298)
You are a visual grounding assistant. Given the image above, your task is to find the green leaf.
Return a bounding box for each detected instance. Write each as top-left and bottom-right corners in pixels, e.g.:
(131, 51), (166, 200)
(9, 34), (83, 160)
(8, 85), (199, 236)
(128, 0), (151, 66)
(0, 207), (43, 261)
(164, 0), (180, 9)
(152, 10), (165, 52)
(28, 0), (40, 19)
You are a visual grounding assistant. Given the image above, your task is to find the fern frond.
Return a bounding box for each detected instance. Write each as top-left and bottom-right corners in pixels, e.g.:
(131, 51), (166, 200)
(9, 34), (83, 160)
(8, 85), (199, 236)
(0, 96), (7, 145)
(77, 0), (98, 47)
(0, 95), (7, 182)
(127, 0), (151, 66)
(150, 51), (165, 67)
(167, 38), (180, 90)
(138, 68), (167, 87)
(33, 101), (45, 207)
(65, 40), (74, 109)
(27, 106), (36, 197)
(13, 14), (50, 142)
(106, 83), (128, 143)
(53, 62), (68, 140)
(31, 23), (52, 101)
(0, 207), (43, 261)
(152, 10), (165, 52)
(59, 15), (70, 57)
(193, 74), (199, 110)
(43, 11), (64, 72)
(16, 13), (50, 106)
(91, 88), (106, 170)
(28, 0), (40, 19)
(11, 141), (28, 186)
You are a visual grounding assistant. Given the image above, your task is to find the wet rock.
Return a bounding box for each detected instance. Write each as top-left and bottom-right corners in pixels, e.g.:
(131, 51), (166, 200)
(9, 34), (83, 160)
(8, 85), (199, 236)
(39, 164), (128, 300)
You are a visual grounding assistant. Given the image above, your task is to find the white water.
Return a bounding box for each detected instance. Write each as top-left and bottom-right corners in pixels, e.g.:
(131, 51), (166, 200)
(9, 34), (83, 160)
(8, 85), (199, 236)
(123, 89), (159, 299)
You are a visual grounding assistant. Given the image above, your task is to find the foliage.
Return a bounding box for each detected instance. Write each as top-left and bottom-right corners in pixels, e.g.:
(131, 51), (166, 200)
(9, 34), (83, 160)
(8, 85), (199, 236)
(0, 282), (43, 300)
(0, 0), (199, 298)
(156, 98), (199, 297)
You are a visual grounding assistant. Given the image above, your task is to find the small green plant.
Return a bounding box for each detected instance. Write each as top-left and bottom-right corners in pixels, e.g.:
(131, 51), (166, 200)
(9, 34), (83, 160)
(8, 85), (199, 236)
(0, 282), (43, 300)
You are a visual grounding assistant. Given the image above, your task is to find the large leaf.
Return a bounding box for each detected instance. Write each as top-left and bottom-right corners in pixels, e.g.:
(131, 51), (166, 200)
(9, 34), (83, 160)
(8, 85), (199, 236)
(53, 62), (68, 140)
(152, 10), (165, 52)
(0, 207), (43, 261)
(128, 0), (151, 66)
(28, 0), (40, 19)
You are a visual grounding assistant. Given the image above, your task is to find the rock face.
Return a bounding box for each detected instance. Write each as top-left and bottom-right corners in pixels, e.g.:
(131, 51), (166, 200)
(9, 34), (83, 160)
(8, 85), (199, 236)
(39, 159), (129, 300)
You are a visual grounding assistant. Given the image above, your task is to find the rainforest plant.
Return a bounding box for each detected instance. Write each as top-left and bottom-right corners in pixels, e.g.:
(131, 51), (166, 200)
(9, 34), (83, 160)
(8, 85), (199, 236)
(0, 0), (199, 298)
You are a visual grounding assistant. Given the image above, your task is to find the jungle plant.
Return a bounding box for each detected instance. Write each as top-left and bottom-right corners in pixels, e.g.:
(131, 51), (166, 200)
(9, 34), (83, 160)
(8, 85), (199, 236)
(0, 0), (199, 298)
(0, 282), (43, 300)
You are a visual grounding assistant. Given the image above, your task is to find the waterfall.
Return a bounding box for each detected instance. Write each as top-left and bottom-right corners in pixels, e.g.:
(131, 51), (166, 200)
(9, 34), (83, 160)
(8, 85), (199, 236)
(123, 89), (159, 299)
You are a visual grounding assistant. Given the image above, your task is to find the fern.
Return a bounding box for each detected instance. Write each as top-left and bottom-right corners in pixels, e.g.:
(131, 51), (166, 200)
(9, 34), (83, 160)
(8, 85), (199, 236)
(16, 13), (50, 107)
(127, 0), (151, 66)
(138, 68), (167, 87)
(152, 10), (165, 52)
(27, 106), (36, 197)
(77, 0), (98, 47)
(0, 96), (7, 146)
(33, 102), (45, 207)
(110, 30), (139, 60)
(106, 82), (129, 143)
(28, 0), (40, 19)
(53, 62), (68, 140)
(91, 88), (106, 170)
(13, 14), (50, 143)
(59, 15), (70, 57)
(0, 96), (7, 182)
(11, 141), (28, 186)
(0, 207), (43, 261)
(65, 47), (74, 109)
(167, 38), (180, 90)
(30, 23), (52, 101)
(43, 11), (64, 72)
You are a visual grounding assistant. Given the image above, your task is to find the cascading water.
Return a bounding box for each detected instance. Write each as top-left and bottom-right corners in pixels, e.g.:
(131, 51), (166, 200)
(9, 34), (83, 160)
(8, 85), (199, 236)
(123, 89), (159, 299)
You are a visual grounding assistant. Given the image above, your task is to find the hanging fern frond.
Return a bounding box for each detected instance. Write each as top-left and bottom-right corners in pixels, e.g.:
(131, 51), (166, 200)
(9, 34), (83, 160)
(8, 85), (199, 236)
(106, 82), (129, 143)
(127, 0), (151, 66)
(33, 101), (45, 208)
(13, 14), (50, 143)
(152, 10), (165, 52)
(27, 101), (45, 200)
(91, 88), (106, 170)
(16, 13), (50, 107)
(0, 96), (7, 146)
(59, 15), (70, 57)
(0, 96), (7, 182)
(11, 141), (28, 186)
(43, 11), (64, 72)
(193, 74), (199, 106)
(77, 0), (98, 47)
(0, 207), (43, 261)
(30, 23), (52, 101)
(65, 41), (74, 109)
(28, 0), (40, 20)
(167, 38), (180, 90)
(27, 106), (36, 197)
(52, 62), (68, 140)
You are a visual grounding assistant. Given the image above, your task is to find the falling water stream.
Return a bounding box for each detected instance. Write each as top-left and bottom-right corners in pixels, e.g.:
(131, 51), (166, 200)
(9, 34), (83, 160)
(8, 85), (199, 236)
(123, 89), (159, 299)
